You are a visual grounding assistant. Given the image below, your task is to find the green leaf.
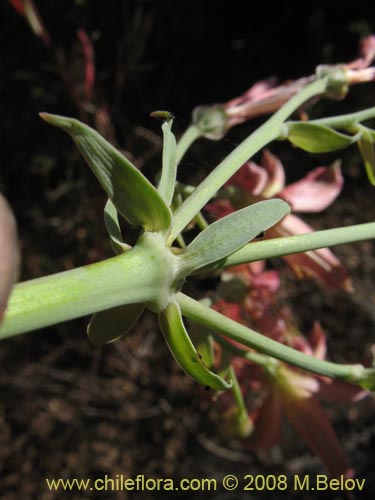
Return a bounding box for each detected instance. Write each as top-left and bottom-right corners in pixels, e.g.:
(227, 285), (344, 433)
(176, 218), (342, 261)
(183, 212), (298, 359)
(87, 302), (145, 345)
(157, 118), (177, 206)
(158, 301), (232, 390)
(40, 113), (172, 231)
(189, 321), (215, 369)
(179, 199), (290, 274)
(357, 127), (375, 186)
(104, 199), (131, 255)
(286, 122), (359, 153)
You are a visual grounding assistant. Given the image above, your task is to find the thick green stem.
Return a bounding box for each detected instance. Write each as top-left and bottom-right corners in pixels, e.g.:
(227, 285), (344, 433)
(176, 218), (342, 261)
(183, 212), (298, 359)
(0, 232), (178, 339)
(0, 254), (145, 339)
(176, 124), (202, 165)
(169, 78), (328, 243)
(177, 292), (366, 384)
(222, 222), (375, 268)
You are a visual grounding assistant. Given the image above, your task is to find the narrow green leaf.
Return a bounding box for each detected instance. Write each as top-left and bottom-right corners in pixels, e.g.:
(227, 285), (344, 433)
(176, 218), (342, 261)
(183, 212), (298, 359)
(104, 199), (131, 254)
(286, 122), (359, 153)
(179, 199), (290, 274)
(159, 301), (232, 390)
(357, 127), (375, 186)
(40, 113), (172, 231)
(157, 118), (177, 206)
(87, 302), (145, 345)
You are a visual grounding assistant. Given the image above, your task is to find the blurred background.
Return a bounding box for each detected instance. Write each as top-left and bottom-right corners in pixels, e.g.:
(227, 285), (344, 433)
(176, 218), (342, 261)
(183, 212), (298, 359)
(0, 1), (374, 498)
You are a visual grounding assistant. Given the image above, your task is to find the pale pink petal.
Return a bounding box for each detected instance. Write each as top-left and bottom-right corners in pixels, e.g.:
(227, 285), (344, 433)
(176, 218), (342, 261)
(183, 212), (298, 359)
(346, 67), (375, 84)
(251, 270), (280, 292)
(224, 77), (278, 109)
(247, 260), (265, 275)
(0, 194), (21, 324)
(279, 369), (320, 394)
(308, 321), (327, 360)
(227, 161), (268, 195)
(225, 76), (314, 128)
(346, 34), (375, 70)
(279, 379), (353, 478)
(279, 162), (343, 213)
(260, 150), (286, 196)
(267, 215), (352, 291)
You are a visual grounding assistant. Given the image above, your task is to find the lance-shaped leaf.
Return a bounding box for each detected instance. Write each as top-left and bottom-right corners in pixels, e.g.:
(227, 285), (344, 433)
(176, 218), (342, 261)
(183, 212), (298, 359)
(357, 126), (375, 186)
(179, 199), (290, 274)
(286, 122), (359, 153)
(40, 113), (171, 231)
(87, 302), (145, 345)
(104, 199), (131, 255)
(157, 117), (177, 206)
(0, 194), (21, 324)
(159, 301), (232, 390)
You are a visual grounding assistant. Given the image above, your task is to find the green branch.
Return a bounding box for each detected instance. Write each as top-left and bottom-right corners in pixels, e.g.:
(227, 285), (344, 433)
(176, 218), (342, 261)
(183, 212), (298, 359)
(0, 232), (179, 340)
(169, 78), (328, 243)
(307, 106), (375, 130)
(222, 222), (375, 268)
(177, 292), (373, 388)
(176, 124), (202, 165)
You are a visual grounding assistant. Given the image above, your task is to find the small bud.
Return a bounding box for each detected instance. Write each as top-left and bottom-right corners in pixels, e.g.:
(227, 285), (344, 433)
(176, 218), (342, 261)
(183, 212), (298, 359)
(315, 65), (349, 100)
(192, 105), (227, 140)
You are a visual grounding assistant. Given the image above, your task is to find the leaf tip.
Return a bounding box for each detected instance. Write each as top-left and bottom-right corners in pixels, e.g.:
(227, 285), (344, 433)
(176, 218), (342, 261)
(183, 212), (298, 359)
(39, 112), (75, 132)
(150, 110), (175, 121)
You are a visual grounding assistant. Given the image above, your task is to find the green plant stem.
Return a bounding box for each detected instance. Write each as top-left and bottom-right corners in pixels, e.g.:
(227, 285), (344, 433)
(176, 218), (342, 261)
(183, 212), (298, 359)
(169, 78), (328, 243)
(228, 365), (247, 415)
(176, 124), (202, 165)
(222, 222), (375, 268)
(176, 292), (365, 383)
(2, 222), (373, 340)
(0, 233), (176, 340)
(307, 106), (375, 129)
(215, 335), (277, 370)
